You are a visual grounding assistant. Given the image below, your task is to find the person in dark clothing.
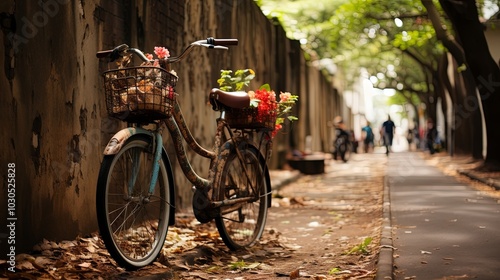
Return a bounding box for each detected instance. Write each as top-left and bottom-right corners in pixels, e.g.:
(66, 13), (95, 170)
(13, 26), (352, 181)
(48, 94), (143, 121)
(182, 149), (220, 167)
(381, 115), (396, 155)
(362, 122), (374, 153)
(333, 116), (350, 162)
(426, 118), (438, 154)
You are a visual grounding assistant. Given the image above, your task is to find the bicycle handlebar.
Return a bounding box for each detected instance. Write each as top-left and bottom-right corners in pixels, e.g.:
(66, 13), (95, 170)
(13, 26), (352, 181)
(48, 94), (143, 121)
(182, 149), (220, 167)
(96, 37), (238, 64)
(208, 38), (238, 46)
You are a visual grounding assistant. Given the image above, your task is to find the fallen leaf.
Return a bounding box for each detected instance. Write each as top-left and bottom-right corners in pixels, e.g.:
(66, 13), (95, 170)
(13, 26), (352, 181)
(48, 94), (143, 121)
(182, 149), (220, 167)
(290, 268), (300, 279)
(290, 197), (306, 206)
(78, 262), (92, 268)
(308, 221), (320, 227)
(87, 245), (97, 253)
(34, 256), (53, 267)
(16, 260), (36, 270)
(245, 262), (261, 269)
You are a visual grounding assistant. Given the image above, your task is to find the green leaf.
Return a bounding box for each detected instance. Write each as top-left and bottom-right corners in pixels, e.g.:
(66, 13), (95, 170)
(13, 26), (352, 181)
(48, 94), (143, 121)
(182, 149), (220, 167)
(229, 260), (246, 270)
(217, 68), (256, 91)
(259, 83), (271, 91)
(329, 267), (341, 275)
(250, 99), (260, 107)
(228, 260), (261, 270)
(346, 236), (372, 255)
(457, 63), (467, 72)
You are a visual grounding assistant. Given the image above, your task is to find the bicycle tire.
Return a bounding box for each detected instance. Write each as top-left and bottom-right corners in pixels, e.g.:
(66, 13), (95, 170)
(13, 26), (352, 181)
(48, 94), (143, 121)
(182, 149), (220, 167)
(96, 136), (171, 269)
(215, 143), (269, 250)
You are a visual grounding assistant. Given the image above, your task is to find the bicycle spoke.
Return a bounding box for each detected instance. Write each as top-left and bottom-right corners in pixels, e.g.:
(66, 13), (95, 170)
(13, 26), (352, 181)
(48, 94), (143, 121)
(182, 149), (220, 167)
(96, 138), (171, 269)
(215, 144), (268, 250)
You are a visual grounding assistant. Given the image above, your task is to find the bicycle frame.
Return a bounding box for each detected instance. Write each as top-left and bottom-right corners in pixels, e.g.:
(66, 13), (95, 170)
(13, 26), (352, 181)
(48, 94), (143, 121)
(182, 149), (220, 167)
(101, 99), (273, 203)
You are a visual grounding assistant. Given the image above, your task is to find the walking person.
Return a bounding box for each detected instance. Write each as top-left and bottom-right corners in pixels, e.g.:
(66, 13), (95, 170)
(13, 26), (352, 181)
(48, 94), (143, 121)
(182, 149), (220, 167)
(381, 115), (396, 155)
(362, 121), (374, 153)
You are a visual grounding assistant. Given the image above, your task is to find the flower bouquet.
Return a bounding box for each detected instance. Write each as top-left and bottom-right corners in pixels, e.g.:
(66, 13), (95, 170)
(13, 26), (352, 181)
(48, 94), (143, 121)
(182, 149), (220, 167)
(217, 69), (298, 137)
(103, 47), (178, 122)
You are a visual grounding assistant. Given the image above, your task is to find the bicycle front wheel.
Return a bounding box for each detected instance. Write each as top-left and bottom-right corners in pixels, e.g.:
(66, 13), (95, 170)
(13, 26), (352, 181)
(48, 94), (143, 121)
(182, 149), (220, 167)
(96, 136), (171, 269)
(215, 144), (269, 250)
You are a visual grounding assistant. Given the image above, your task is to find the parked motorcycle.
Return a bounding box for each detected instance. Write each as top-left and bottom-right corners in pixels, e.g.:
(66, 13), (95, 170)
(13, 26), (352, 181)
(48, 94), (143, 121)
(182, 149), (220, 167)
(333, 129), (351, 162)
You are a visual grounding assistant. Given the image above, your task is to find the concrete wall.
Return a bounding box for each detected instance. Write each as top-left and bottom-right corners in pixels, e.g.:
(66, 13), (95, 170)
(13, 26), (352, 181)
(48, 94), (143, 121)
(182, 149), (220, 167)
(0, 0), (343, 252)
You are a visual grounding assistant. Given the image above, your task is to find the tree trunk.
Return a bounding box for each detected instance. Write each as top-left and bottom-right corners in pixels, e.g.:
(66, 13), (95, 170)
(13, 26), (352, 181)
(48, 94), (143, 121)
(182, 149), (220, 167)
(422, 0), (481, 157)
(439, 0), (500, 167)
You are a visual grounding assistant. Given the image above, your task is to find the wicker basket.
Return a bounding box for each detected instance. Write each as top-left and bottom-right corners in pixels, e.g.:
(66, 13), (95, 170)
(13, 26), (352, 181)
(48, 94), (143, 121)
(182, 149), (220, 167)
(103, 66), (178, 122)
(225, 106), (277, 130)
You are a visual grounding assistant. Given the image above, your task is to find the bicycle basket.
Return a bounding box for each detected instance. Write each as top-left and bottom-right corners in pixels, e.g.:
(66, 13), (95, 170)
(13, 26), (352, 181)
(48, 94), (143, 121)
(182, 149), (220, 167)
(225, 106), (277, 131)
(103, 66), (178, 122)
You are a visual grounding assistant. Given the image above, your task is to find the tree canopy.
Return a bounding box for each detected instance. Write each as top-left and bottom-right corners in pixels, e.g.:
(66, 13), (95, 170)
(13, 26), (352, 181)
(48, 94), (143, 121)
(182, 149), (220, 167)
(257, 0), (497, 97)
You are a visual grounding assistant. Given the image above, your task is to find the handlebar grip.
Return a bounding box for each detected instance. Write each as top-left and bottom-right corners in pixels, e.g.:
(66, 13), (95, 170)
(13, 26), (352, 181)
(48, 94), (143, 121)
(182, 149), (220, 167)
(96, 50), (113, 58)
(211, 38), (239, 46)
(96, 44), (129, 60)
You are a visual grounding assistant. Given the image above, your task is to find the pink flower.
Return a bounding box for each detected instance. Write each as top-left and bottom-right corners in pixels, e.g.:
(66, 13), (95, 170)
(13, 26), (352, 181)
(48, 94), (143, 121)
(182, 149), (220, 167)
(146, 53), (153, 60)
(154, 47), (170, 59)
(280, 92), (291, 102)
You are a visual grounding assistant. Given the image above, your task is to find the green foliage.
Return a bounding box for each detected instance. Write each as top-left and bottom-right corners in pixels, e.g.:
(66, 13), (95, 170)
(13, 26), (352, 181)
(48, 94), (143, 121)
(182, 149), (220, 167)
(259, 83), (271, 91)
(457, 63), (468, 73)
(228, 260), (261, 270)
(257, 0), (347, 45)
(217, 69), (255, 91)
(257, 0), (447, 108)
(229, 259), (246, 270)
(328, 267), (341, 275)
(346, 237), (373, 255)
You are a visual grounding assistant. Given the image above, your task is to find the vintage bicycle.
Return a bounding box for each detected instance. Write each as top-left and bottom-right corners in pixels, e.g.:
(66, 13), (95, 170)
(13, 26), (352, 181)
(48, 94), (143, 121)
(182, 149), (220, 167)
(95, 38), (275, 269)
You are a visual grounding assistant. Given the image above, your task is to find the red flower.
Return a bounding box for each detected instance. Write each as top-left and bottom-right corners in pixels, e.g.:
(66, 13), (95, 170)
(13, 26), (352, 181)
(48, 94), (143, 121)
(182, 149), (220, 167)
(272, 123), (283, 138)
(253, 89), (277, 123)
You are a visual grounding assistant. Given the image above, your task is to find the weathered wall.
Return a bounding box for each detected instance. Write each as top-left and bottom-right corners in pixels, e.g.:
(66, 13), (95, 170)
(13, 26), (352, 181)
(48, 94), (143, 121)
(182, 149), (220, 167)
(0, 0), (343, 252)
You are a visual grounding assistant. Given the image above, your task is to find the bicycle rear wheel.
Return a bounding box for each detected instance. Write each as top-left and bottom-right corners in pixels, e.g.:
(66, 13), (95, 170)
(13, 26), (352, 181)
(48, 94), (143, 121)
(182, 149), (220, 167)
(96, 136), (171, 269)
(215, 143), (269, 250)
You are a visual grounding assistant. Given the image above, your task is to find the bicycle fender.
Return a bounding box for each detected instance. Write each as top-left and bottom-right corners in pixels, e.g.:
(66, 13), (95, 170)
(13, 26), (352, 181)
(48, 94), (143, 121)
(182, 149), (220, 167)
(102, 128), (177, 225)
(103, 127), (154, 155)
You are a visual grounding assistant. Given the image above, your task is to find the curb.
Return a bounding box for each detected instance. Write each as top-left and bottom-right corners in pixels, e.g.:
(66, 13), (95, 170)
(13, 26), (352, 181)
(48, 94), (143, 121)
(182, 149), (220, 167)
(458, 170), (500, 191)
(376, 175), (394, 280)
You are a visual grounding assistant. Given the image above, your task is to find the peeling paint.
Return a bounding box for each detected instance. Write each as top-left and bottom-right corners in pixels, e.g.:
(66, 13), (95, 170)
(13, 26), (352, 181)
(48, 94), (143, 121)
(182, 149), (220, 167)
(31, 115), (42, 174)
(79, 107), (87, 135)
(69, 135), (82, 163)
(32, 132), (38, 148)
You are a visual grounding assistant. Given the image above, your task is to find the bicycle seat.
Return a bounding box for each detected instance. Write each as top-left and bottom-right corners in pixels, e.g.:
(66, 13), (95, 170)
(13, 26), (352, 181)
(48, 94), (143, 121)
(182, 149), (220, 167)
(209, 88), (250, 110)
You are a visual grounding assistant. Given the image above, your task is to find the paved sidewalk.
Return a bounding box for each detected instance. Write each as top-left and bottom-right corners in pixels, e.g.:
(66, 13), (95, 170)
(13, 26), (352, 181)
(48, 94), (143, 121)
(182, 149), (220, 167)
(269, 169), (302, 191)
(382, 152), (500, 279)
